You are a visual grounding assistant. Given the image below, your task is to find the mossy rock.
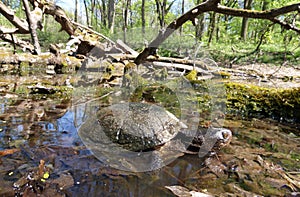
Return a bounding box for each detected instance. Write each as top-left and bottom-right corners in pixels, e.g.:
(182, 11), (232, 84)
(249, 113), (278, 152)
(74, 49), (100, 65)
(225, 82), (300, 122)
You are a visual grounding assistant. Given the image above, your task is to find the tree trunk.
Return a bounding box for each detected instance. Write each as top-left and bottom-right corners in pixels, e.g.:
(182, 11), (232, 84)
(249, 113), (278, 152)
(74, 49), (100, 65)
(155, 0), (162, 28)
(161, 0), (168, 28)
(240, 0), (253, 40)
(90, 0), (96, 26)
(179, 0), (184, 35)
(195, 0), (206, 40)
(155, 0), (175, 28)
(83, 0), (89, 26)
(0, 0), (76, 50)
(95, 1), (99, 27)
(74, 0), (78, 22)
(22, 0), (41, 54)
(123, 0), (131, 43)
(30, 0), (75, 36)
(101, 0), (107, 27)
(207, 12), (216, 45)
(108, 0), (115, 34)
(223, 0), (237, 34)
(155, 0), (166, 28)
(141, 0), (145, 35)
(216, 14), (221, 42)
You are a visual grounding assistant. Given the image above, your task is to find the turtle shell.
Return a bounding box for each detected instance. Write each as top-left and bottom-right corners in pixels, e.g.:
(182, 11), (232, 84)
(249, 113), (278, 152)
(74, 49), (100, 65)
(81, 102), (186, 152)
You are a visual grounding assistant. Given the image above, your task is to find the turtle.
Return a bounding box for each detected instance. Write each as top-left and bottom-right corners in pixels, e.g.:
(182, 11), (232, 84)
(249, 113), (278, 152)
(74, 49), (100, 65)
(79, 102), (232, 155)
(92, 102), (187, 151)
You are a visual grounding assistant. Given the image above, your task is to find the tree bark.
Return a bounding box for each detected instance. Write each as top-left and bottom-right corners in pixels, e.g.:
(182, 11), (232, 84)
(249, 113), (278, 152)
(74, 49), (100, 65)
(108, 0), (116, 34)
(195, 0), (206, 40)
(207, 12), (216, 45)
(74, 0), (78, 22)
(141, 0), (145, 35)
(101, 0), (107, 27)
(179, 0), (185, 35)
(83, 0), (89, 26)
(123, 0), (131, 43)
(31, 0), (75, 36)
(90, 0), (96, 26)
(0, 1), (29, 33)
(22, 0), (41, 55)
(240, 0), (253, 40)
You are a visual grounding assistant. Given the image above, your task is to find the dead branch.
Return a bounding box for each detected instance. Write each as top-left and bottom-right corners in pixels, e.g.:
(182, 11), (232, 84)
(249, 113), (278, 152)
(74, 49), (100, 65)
(71, 21), (115, 44)
(111, 53), (211, 71)
(0, 0), (75, 53)
(30, 0), (75, 36)
(22, 0), (41, 54)
(215, 3), (300, 19)
(270, 18), (300, 33)
(0, 26), (19, 34)
(116, 39), (139, 56)
(0, 34), (34, 52)
(151, 61), (209, 74)
(215, 4), (300, 34)
(0, 1), (29, 33)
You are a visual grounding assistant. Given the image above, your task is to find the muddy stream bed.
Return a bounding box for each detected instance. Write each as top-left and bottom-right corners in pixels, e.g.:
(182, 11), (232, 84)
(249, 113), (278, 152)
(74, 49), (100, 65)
(0, 64), (299, 196)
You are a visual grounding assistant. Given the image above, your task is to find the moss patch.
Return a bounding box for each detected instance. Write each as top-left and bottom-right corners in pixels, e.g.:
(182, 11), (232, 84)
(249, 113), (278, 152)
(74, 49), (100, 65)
(225, 82), (300, 122)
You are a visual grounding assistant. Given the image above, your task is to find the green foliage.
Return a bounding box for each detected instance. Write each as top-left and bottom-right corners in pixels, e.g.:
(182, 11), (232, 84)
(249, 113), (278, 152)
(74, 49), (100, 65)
(270, 0), (299, 8)
(37, 17), (69, 51)
(207, 38), (300, 66)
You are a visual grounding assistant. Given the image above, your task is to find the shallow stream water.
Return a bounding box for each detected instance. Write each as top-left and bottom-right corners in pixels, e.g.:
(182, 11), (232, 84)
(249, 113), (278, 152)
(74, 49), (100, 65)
(0, 70), (299, 196)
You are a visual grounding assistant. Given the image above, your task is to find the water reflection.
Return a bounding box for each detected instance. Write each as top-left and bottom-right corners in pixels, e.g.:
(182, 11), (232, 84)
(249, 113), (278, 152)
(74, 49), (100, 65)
(0, 96), (299, 196)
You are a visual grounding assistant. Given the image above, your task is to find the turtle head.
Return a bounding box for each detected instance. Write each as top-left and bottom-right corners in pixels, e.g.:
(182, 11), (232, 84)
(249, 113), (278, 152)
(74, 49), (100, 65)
(207, 127), (232, 151)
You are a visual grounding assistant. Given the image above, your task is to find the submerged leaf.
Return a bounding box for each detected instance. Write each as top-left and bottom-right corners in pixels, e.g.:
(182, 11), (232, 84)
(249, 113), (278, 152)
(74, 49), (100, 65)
(165, 185), (213, 197)
(0, 148), (19, 156)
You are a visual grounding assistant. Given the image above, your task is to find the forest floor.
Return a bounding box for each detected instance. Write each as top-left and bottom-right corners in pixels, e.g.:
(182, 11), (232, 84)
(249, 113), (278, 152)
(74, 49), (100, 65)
(229, 63), (300, 88)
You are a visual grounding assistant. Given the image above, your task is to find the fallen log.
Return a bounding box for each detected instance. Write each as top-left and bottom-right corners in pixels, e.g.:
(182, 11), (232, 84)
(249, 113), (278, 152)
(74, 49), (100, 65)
(115, 39), (139, 56)
(71, 21), (115, 45)
(0, 52), (81, 74)
(110, 53), (213, 71)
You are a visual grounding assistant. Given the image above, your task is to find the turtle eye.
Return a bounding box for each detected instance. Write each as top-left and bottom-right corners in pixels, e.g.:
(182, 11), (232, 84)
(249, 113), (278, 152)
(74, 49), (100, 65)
(222, 131), (228, 139)
(222, 130), (231, 141)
